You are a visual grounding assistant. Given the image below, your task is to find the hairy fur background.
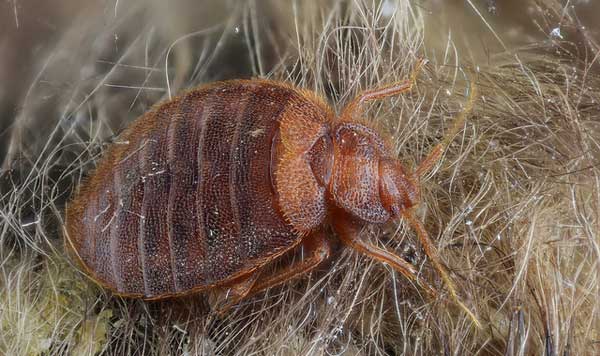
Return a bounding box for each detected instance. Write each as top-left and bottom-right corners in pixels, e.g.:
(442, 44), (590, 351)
(1, 0), (599, 355)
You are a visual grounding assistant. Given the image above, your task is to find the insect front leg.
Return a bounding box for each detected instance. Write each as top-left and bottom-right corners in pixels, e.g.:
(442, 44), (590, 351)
(332, 211), (438, 298)
(340, 59), (426, 121)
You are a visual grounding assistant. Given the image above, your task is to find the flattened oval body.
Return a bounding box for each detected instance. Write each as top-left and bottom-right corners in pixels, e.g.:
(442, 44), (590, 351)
(65, 80), (333, 299)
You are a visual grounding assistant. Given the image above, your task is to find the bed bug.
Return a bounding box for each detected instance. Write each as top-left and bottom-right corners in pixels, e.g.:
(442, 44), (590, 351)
(65, 60), (478, 321)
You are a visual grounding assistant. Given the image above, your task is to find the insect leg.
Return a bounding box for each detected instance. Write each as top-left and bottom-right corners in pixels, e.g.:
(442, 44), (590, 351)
(333, 212), (437, 298)
(248, 231), (331, 295)
(215, 231), (331, 313)
(403, 209), (481, 328)
(415, 77), (477, 177)
(340, 59), (426, 120)
(214, 272), (261, 314)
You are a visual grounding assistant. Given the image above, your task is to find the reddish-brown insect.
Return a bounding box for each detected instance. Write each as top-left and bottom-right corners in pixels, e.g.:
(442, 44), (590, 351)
(65, 61), (477, 320)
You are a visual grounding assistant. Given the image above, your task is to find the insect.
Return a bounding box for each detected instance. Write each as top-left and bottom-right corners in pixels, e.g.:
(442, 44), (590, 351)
(65, 60), (478, 322)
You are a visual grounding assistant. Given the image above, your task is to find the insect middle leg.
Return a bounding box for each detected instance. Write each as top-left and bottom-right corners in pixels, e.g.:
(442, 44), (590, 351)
(332, 211), (437, 298)
(248, 231), (331, 295)
(212, 271), (260, 314)
(217, 231), (331, 311)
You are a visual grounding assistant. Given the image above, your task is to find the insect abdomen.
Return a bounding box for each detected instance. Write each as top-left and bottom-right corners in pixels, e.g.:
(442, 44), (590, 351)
(66, 81), (311, 298)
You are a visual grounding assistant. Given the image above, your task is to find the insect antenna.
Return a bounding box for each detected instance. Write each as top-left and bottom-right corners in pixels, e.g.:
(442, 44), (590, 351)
(406, 73), (480, 327)
(403, 209), (482, 328)
(415, 75), (478, 177)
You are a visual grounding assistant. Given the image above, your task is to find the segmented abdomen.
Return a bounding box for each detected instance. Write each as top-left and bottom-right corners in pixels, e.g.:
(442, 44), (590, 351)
(67, 81), (305, 298)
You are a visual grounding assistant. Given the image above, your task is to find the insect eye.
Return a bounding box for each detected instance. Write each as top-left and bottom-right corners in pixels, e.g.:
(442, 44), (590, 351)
(336, 128), (362, 150)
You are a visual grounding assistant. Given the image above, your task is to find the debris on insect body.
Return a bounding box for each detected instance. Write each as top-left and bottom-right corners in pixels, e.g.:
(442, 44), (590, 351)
(550, 27), (563, 39)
